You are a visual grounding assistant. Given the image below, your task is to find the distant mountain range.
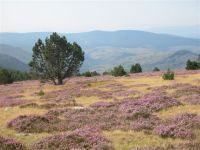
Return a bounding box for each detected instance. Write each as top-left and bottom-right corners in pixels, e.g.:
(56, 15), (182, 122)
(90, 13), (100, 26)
(150, 25), (200, 39)
(0, 54), (29, 71)
(143, 50), (198, 71)
(0, 30), (200, 72)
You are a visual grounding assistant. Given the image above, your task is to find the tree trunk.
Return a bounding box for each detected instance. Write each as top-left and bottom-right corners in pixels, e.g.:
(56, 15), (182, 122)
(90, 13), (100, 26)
(58, 77), (63, 85)
(51, 78), (57, 85)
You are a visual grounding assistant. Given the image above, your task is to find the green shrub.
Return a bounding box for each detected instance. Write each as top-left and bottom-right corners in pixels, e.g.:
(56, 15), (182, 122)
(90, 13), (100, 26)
(38, 90), (45, 96)
(162, 69), (174, 80)
(90, 71), (100, 76)
(82, 71), (100, 77)
(82, 71), (92, 77)
(130, 63), (142, 73)
(153, 67), (160, 72)
(102, 71), (111, 75)
(186, 60), (200, 70)
(0, 68), (32, 84)
(0, 68), (14, 84)
(111, 65), (126, 77)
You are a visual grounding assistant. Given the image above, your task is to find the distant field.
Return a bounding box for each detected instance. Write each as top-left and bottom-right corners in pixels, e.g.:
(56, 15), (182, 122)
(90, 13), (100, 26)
(0, 70), (200, 150)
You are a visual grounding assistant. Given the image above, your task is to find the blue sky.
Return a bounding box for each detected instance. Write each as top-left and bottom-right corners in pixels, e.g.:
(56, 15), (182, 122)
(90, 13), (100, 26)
(0, 0), (199, 32)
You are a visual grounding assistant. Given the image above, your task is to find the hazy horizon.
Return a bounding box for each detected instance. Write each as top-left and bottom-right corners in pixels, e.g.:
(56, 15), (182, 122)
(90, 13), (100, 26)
(0, 0), (199, 33)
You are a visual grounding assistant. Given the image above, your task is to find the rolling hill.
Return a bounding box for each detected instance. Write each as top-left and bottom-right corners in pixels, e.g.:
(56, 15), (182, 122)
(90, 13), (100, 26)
(143, 50), (198, 71)
(0, 30), (200, 72)
(0, 30), (200, 52)
(0, 54), (29, 71)
(0, 44), (31, 63)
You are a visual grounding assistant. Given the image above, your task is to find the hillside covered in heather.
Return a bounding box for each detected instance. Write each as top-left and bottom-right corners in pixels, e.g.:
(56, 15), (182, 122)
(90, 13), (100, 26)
(0, 70), (200, 150)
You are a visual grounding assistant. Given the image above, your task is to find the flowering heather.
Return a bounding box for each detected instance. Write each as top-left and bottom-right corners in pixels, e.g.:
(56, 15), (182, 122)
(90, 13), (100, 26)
(7, 89), (181, 134)
(42, 84), (113, 103)
(41, 88), (81, 103)
(119, 93), (181, 113)
(131, 114), (160, 131)
(181, 94), (200, 105)
(80, 89), (113, 99)
(0, 96), (26, 107)
(7, 115), (61, 133)
(171, 84), (200, 98)
(31, 126), (114, 150)
(154, 113), (200, 139)
(113, 89), (137, 98)
(0, 136), (26, 150)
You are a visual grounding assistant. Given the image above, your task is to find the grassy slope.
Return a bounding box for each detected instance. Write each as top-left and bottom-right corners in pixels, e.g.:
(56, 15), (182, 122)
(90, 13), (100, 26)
(0, 71), (200, 149)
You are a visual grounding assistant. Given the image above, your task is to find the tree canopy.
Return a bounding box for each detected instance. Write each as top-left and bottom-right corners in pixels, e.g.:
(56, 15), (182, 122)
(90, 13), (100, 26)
(30, 32), (84, 85)
(130, 63), (142, 73)
(111, 65), (126, 77)
(186, 60), (200, 70)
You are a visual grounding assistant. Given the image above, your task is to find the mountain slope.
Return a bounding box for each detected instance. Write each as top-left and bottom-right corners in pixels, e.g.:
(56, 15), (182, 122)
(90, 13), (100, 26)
(0, 54), (29, 71)
(68, 30), (200, 50)
(144, 50), (198, 71)
(0, 30), (200, 52)
(0, 30), (200, 72)
(0, 44), (31, 63)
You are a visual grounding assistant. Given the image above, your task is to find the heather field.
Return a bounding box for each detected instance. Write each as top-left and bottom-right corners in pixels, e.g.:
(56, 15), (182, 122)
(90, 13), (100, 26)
(0, 70), (200, 150)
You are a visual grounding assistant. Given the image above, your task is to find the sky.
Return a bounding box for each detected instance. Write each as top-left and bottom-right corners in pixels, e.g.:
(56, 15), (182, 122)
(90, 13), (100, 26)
(0, 0), (199, 33)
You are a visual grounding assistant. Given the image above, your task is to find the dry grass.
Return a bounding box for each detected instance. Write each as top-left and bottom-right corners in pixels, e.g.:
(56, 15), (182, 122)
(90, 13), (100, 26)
(104, 130), (185, 150)
(155, 105), (200, 119)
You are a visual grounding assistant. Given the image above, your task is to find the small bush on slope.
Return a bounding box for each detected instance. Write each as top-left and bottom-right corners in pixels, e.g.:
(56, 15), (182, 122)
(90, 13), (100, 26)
(0, 136), (26, 150)
(0, 68), (14, 84)
(130, 63), (142, 73)
(162, 69), (174, 80)
(31, 126), (114, 150)
(186, 59), (200, 70)
(111, 65), (127, 77)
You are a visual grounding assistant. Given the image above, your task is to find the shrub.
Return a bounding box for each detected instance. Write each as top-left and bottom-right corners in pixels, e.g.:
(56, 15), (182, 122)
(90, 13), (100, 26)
(0, 68), (13, 84)
(111, 65), (126, 77)
(10, 70), (31, 81)
(0, 136), (26, 150)
(90, 71), (100, 76)
(38, 90), (45, 96)
(82, 71), (100, 77)
(102, 71), (111, 75)
(130, 63), (142, 73)
(0, 68), (32, 84)
(82, 71), (92, 77)
(153, 67), (160, 72)
(186, 60), (200, 70)
(162, 69), (174, 80)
